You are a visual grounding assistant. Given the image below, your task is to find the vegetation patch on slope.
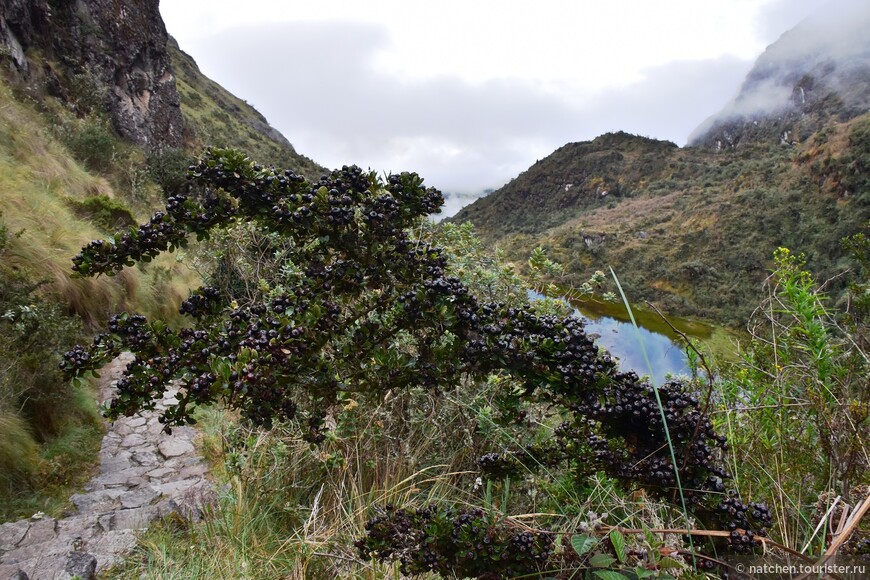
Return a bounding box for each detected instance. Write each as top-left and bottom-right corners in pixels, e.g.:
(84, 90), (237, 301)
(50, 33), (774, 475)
(453, 124), (870, 325)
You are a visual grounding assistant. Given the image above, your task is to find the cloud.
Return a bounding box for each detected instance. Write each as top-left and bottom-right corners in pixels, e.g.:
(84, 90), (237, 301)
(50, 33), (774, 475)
(754, 0), (830, 44)
(689, 0), (870, 143)
(186, 21), (753, 193)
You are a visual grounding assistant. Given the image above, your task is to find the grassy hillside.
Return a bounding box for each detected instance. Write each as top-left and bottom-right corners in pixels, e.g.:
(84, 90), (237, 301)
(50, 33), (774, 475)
(0, 77), (202, 517)
(0, 34), (325, 518)
(169, 40), (325, 178)
(452, 122), (870, 325)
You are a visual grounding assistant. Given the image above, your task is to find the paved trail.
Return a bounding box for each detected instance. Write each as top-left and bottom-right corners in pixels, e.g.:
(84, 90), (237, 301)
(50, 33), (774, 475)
(0, 354), (212, 580)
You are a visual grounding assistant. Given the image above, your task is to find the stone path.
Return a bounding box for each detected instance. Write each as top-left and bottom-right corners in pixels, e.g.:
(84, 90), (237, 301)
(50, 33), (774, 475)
(0, 354), (213, 580)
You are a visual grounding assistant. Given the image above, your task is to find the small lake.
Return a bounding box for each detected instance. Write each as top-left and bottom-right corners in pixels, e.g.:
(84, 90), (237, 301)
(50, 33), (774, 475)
(529, 291), (716, 384)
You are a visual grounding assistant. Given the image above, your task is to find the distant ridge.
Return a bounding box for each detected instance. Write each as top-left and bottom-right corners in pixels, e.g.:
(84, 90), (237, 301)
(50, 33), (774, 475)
(452, 7), (870, 325)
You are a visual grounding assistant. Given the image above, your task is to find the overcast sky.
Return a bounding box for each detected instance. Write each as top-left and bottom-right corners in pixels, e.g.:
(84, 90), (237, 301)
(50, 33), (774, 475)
(160, 0), (833, 194)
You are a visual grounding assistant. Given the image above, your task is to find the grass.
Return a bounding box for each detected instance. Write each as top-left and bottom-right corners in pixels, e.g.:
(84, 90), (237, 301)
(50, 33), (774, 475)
(0, 82), (197, 326)
(111, 314), (706, 580)
(0, 380), (104, 521)
(110, 406), (459, 579)
(713, 248), (870, 554)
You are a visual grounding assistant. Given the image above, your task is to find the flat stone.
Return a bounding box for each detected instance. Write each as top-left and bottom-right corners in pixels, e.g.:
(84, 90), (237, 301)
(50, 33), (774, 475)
(90, 466), (149, 488)
(146, 467), (175, 479)
(0, 521), (30, 551)
(20, 518), (57, 546)
(150, 477), (201, 498)
(1, 537), (70, 565)
(157, 439), (194, 459)
(102, 431), (122, 443)
(179, 463), (209, 479)
(125, 416), (147, 428)
(70, 489), (124, 512)
(98, 455), (133, 474)
(131, 450), (160, 467)
(110, 506), (161, 531)
(4, 556), (67, 580)
(173, 426), (197, 439)
(162, 457), (184, 469)
(112, 423), (134, 437)
(56, 515), (100, 544)
(147, 422), (166, 436)
(119, 488), (160, 510)
(120, 434), (147, 448)
(86, 530), (137, 572)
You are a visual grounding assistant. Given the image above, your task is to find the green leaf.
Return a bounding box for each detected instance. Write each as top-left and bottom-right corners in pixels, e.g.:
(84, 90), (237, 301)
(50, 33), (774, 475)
(656, 556), (686, 570)
(642, 525), (658, 550)
(589, 553), (617, 568)
(609, 529), (627, 563)
(633, 567), (656, 578)
(570, 534), (597, 556)
(593, 572), (627, 580)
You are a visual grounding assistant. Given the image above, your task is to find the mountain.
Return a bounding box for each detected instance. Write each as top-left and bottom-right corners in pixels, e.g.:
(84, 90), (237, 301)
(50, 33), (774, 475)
(0, 0), (325, 315)
(452, 9), (870, 325)
(689, 1), (870, 149)
(167, 38), (323, 177)
(0, 0), (323, 173)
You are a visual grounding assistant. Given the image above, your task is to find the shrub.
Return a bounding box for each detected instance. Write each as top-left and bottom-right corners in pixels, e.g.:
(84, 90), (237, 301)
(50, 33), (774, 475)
(62, 114), (117, 173)
(64, 194), (136, 233)
(64, 148), (769, 575)
(147, 147), (192, 196)
(718, 246), (869, 550)
(0, 213), (102, 519)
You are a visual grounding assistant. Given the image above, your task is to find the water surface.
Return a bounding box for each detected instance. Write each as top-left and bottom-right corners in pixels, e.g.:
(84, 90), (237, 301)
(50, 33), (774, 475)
(530, 291), (714, 384)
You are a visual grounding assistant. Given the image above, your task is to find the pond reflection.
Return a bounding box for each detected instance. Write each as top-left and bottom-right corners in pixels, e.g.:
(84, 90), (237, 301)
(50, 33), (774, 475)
(528, 291), (710, 384)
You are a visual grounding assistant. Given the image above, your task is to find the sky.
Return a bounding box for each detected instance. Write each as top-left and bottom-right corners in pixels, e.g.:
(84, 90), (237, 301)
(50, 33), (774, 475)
(159, 0), (833, 196)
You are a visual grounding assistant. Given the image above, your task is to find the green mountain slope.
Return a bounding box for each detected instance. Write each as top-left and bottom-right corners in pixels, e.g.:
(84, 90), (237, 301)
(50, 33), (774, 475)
(0, 0), (325, 514)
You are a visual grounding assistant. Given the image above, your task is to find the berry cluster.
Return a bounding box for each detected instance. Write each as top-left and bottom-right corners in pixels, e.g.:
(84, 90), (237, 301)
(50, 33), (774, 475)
(477, 452), (522, 479)
(718, 495), (772, 553)
(179, 286), (223, 318)
(356, 504), (554, 579)
(554, 374), (729, 497)
(72, 192), (237, 276)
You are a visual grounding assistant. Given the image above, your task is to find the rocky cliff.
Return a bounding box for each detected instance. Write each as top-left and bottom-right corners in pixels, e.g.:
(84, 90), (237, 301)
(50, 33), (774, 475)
(689, 1), (870, 149)
(0, 0), (183, 149)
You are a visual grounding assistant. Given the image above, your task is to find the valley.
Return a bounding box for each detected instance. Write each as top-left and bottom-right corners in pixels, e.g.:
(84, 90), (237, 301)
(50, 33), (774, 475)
(0, 1), (867, 579)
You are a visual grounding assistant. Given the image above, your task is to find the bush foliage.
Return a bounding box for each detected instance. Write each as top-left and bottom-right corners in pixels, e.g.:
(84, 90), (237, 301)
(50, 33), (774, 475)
(62, 149), (784, 577)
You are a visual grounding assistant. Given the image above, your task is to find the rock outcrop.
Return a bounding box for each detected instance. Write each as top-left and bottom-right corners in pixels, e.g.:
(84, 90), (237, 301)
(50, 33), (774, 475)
(0, 0), (183, 149)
